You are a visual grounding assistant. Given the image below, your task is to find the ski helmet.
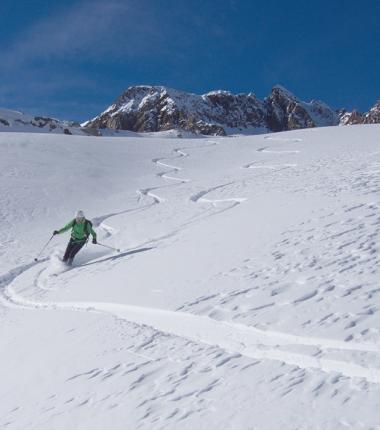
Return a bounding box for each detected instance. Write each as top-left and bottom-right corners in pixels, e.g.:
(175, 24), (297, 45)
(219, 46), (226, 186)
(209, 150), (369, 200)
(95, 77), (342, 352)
(75, 210), (85, 220)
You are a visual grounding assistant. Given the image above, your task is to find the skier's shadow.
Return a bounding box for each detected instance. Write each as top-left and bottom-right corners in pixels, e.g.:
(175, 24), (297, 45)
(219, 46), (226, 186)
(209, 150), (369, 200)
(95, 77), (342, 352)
(81, 247), (154, 267)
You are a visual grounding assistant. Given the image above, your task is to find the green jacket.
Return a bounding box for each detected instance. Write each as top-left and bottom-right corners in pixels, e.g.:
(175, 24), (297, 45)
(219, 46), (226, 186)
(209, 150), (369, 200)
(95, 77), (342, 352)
(58, 219), (97, 242)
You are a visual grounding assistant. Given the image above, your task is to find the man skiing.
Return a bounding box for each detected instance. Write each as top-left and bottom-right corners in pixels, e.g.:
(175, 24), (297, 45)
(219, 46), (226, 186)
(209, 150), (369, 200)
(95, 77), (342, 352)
(53, 210), (97, 265)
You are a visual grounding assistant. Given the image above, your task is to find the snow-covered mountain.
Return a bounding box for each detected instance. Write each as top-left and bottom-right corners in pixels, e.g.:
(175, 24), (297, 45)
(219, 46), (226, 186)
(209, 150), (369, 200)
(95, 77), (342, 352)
(2, 124), (380, 429)
(340, 101), (380, 125)
(265, 86), (340, 131)
(83, 85), (341, 135)
(0, 108), (92, 135)
(2, 88), (379, 137)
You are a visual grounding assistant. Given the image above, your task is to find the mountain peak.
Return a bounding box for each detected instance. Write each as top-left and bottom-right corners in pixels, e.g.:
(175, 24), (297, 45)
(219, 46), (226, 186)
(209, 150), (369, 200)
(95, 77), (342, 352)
(2, 86), (379, 137)
(270, 85), (298, 99)
(84, 84), (342, 136)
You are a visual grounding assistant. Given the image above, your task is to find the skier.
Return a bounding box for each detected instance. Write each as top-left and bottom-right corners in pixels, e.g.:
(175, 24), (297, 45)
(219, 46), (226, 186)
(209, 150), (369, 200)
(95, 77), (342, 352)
(53, 210), (97, 265)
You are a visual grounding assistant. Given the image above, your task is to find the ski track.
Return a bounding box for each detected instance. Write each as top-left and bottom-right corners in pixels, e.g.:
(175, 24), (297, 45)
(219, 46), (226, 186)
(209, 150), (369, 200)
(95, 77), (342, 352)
(5, 137), (380, 387)
(92, 203), (154, 228)
(264, 136), (303, 143)
(136, 187), (167, 204)
(190, 182), (235, 203)
(243, 162), (297, 170)
(152, 140), (217, 186)
(138, 140), (247, 219)
(3, 274), (380, 384)
(190, 182), (247, 210)
(257, 146), (300, 154)
(0, 259), (48, 309)
(152, 157), (190, 184)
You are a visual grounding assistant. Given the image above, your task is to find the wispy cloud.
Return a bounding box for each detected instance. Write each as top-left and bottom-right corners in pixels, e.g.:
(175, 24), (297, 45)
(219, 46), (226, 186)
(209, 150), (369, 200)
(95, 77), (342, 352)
(0, 0), (168, 118)
(1, 0), (165, 68)
(1, 0), (236, 69)
(0, 0), (238, 119)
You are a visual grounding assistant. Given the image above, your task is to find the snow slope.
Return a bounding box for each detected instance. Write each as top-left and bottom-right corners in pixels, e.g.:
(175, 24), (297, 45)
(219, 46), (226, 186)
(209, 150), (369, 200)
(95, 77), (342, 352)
(1, 125), (380, 429)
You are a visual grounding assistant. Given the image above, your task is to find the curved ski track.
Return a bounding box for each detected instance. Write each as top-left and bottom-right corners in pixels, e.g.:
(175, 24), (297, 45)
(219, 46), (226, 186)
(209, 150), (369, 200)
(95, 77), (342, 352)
(3, 138), (380, 384)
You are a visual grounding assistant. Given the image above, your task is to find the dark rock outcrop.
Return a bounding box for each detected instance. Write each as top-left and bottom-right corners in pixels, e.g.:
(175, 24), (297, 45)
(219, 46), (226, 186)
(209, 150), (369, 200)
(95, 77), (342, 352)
(84, 85), (340, 136)
(364, 101), (380, 124)
(339, 109), (365, 125)
(337, 101), (380, 126)
(84, 86), (269, 136)
(265, 86), (339, 131)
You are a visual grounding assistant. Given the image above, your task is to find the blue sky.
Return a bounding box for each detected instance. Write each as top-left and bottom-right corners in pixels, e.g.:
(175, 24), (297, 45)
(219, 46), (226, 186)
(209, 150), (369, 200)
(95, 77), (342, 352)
(0, 0), (379, 121)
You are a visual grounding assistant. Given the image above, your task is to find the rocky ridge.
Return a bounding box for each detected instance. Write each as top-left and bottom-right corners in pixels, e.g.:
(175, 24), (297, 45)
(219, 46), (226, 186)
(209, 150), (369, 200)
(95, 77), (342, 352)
(83, 85), (344, 136)
(338, 101), (380, 126)
(1, 87), (379, 137)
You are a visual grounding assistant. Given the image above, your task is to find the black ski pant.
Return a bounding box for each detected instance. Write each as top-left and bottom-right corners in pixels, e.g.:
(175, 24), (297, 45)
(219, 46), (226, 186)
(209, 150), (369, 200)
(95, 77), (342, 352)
(63, 238), (87, 262)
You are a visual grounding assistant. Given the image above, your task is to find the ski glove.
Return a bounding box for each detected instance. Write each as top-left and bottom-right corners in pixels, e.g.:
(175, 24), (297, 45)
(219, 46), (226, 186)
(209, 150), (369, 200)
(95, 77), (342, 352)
(53, 230), (59, 235)
(92, 238), (97, 244)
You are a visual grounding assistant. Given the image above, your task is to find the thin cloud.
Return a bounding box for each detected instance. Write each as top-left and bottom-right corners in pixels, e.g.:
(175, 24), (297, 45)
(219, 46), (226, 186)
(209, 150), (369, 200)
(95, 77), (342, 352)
(0, 0), (239, 120)
(1, 0), (164, 68)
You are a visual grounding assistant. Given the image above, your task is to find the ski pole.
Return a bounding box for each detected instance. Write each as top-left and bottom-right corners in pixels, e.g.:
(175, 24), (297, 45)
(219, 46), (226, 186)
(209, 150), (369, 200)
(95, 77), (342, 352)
(34, 235), (54, 261)
(96, 242), (121, 252)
